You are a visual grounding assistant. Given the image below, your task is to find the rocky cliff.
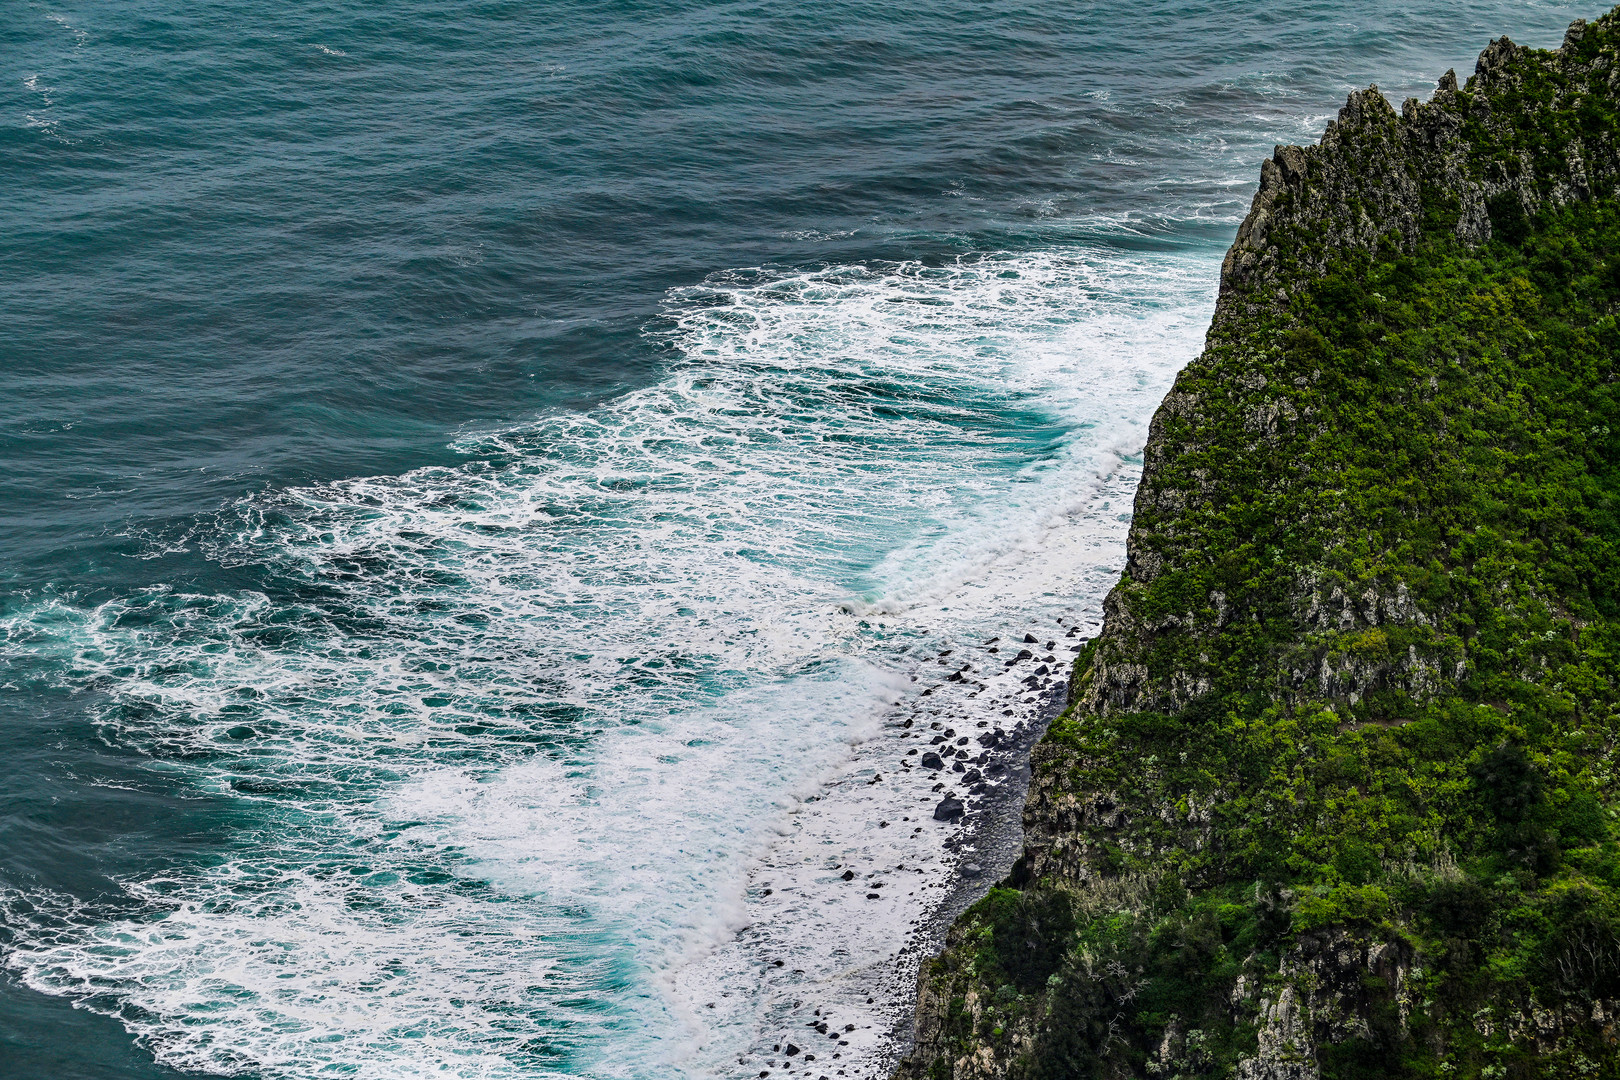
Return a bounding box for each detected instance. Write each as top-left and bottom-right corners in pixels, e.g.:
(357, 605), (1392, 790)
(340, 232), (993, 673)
(897, 10), (1620, 1079)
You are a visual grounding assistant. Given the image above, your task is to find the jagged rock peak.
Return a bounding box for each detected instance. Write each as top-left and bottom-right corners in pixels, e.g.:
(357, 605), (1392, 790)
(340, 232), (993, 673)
(1220, 10), (1620, 305)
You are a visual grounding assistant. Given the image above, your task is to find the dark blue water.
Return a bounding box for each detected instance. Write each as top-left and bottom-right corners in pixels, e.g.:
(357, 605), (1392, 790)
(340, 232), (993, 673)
(0, 2), (1596, 1077)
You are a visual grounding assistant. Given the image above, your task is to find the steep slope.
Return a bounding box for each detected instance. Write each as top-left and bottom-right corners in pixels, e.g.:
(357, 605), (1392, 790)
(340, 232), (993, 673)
(898, 11), (1620, 1079)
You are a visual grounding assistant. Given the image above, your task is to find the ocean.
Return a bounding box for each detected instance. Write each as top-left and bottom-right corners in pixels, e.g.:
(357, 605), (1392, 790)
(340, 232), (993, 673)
(0, 1), (1595, 1077)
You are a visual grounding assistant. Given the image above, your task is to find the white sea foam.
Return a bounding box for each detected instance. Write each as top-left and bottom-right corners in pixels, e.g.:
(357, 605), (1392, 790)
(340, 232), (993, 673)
(0, 246), (1216, 1078)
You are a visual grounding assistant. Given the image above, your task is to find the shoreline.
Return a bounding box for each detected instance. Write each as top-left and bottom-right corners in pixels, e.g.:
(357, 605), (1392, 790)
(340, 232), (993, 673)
(880, 675), (1073, 1068)
(671, 612), (1089, 1080)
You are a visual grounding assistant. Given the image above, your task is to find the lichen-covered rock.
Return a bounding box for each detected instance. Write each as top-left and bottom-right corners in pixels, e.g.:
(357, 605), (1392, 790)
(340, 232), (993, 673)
(897, 9), (1620, 1080)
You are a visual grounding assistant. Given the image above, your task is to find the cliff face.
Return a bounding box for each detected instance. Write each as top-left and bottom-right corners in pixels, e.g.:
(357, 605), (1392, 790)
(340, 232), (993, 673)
(898, 11), (1620, 1080)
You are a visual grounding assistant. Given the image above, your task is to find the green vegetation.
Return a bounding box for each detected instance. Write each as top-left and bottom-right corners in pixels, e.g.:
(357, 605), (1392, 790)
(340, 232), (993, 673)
(900, 11), (1620, 1079)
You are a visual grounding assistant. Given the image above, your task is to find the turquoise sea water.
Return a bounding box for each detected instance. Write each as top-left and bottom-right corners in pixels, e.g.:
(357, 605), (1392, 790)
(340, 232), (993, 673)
(0, 2), (1598, 1077)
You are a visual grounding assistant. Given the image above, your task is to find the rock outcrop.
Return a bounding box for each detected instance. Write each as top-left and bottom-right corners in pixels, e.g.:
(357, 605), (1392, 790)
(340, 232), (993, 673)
(897, 10), (1620, 1079)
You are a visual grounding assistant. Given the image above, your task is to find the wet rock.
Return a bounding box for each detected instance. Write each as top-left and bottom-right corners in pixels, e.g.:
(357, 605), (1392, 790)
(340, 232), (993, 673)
(962, 862), (983, 878)
(963, 769), (982, 784)
(841, 869), (855, 881)
(786, 1044), (800, 1056)
(952, 761), (966, 772)
(1023, 633), (1038, 643)
(933, 796), (965, 821)
(921, 752), (944, 770)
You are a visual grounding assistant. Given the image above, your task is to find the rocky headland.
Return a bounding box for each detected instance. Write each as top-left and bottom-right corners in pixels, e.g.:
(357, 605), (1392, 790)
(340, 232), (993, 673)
(897, 9), (1620, 1078)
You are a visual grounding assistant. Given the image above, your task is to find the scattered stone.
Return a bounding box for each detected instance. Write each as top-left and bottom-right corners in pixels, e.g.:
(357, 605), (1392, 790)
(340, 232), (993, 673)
(933, 796), (965, 822)
(963, 769), (982, 784)
(1023, 633), (1038, 643)
(786, 1045), (801, 1056)
(841, 870), (855, 881)
(921, 752), (944, 770)
(962, 862), (983, 878)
